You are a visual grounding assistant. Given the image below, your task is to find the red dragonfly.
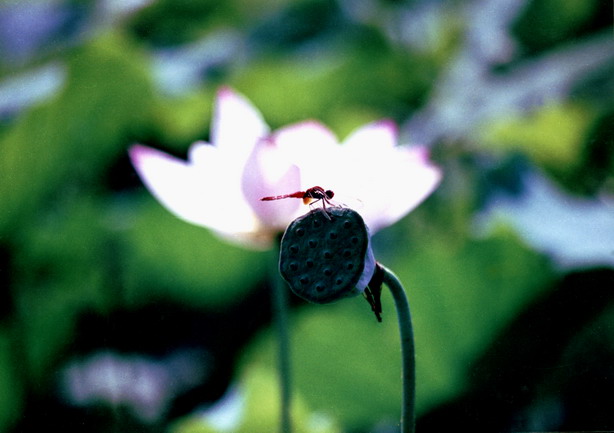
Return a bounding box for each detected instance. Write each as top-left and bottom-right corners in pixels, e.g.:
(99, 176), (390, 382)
(261, 186), (335, 211)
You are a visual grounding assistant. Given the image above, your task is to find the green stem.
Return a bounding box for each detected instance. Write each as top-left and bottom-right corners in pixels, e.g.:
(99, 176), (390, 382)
(270, 249), (292, 433)
(381, 265), (416, 433)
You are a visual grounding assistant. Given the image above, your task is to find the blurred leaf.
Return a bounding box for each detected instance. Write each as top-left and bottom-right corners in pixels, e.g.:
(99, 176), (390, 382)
(0, 32), (154, 234)
(244, 296), (403, 430)
(230, 0), (294, 21)
(513, 0), (602, 55)
(128, 0), (230, 47)
(233, 37), (436, 130)
(415, 268), (614, 431)
(61, 33), (154, 161)
(14, 199), (109, 283)
(244, 227), (553, 430)
(248, 0), (343, 51)
(325, 105), (384, 140)
(239, 366), (340, 433)
(12, 199), (111, 384)
(172, 366), (341, 433)
(153, 88), (215, 148)
(0, 331), (22, 432)
(121, 197), (267, 308)
(232, 54), (344, 127)
(481, 103), (595, 174)
(391, 228), (555, 412)
(17, 277), (106, 386)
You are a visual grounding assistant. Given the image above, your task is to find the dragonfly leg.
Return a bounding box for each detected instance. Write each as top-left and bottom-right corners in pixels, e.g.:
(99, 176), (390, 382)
(309, 199), (332, 220)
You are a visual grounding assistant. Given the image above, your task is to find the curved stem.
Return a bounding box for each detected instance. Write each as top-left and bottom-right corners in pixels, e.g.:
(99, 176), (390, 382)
(270, 249), (292, 433)
(381, 264), (416, 433)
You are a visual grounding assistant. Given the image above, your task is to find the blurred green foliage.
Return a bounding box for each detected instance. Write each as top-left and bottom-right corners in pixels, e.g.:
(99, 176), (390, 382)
(482, 102), (595, 177)
(0, 0), (613, 432)
(513, 0), (603, 54)
(122, 199), (266, 307)
(0, 33), (154, 233)
(172, 366), (342, 433)
(0, 332), (22, 430)
(244, 222), (553, 429)
(129, 0), (228, 46)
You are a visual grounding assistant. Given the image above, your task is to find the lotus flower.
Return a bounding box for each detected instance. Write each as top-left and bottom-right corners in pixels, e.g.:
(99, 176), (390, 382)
(129, 87), (442, 249)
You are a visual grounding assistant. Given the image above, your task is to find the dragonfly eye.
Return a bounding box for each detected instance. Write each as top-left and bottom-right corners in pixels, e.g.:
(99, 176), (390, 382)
(325, 190), (334, 199)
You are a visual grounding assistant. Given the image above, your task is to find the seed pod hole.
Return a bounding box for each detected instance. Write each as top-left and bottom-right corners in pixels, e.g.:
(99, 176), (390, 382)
(279, 207), (371, 304)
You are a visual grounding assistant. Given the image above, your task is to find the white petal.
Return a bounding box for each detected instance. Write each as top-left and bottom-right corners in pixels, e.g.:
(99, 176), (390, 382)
(129, 144), (260, 237)
(271, 120), (340, 189)
(330, 145), (441, 232)
(241, 138), (302, 229)
(211, 87), (269, 156)
(187, 140), (213, 164)
(342, 119), (398, 152)
(374, 146), (441, 228)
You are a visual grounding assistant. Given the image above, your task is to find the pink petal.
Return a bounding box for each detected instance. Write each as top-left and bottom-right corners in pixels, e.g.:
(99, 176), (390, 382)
(241, 138), (302, 229)
(211, 87), (269, 155)
(129, 144), (260, 236)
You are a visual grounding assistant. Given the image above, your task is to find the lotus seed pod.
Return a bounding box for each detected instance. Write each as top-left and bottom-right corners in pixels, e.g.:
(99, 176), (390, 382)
(279, 207), (375, 304)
